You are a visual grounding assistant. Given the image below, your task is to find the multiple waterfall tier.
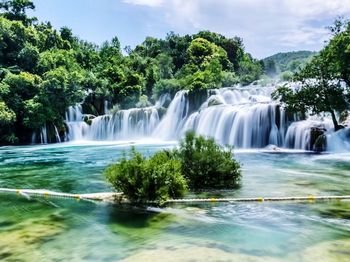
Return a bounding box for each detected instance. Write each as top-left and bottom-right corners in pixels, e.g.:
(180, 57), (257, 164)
(62, 85), (337, 150)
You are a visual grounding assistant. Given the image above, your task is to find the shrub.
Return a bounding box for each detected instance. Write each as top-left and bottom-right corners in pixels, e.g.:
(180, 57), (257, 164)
(104, 148), (187, 204)
(176, 132), (241, 190)
(105, 132), (241, 204)
(152, 79), (182, 101)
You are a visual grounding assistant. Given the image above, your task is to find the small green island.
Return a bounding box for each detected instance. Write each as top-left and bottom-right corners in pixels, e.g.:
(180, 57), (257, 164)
(105, 132), (241, 204)
(1, 0), (350, 261)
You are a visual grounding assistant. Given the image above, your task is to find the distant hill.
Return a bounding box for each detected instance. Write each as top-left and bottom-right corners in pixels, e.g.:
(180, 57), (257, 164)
(262, 51), (317, 78)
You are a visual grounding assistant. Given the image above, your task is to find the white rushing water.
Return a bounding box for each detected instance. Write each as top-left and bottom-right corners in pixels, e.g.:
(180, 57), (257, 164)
(58, 84), (347, 151)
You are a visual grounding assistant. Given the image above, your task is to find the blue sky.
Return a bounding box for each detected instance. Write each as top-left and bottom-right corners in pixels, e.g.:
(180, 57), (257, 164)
(31, 0), (350, 58)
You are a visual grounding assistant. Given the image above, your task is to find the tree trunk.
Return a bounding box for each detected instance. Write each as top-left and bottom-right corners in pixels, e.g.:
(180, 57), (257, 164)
(330, 110), (342, 131)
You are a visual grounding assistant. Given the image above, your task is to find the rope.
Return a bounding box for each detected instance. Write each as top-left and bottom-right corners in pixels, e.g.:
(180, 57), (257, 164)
(1, 188), (350, 204)
(165, 195), (350, 203)
(0, 188), (122, 202)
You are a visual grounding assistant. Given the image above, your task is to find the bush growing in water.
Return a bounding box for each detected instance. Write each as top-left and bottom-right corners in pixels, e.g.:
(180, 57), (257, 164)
(177, 132), (241, 189)
(104, 148), (187, 204)
(105, 132), (241, 204)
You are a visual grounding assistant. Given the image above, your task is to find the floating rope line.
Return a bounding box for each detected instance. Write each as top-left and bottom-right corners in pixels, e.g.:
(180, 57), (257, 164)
(165, 195), (350, 203)
(1, 188), (350, 204)
(0, 188), (123, 202)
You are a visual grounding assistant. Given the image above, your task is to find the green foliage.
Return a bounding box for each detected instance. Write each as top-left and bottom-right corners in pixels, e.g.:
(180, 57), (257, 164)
(221, 71), (239, 86)
(273, 55), (349, 130)
(105, 133), (241, 204)
(104, 148), (187, 204)
(136, 94), (151, 108)
(0, 101), (15, 125)
(0, 0), (263, 144)
(239, 53), (263, 85)
(152, 79), (182, 100)
(262, 51), (317, 76)
(0, 101), (17, 144)
(0, 0), (36, 25)
(321, 18), (350, 86)
(176, 132), (241, 190)
(17, 44), (39, 72)
(279, 71), (293, 81)
(272, 19), (350, 131)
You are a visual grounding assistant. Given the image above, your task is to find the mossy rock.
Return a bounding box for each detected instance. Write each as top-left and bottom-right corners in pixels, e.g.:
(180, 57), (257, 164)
(0, 214), (66, 261)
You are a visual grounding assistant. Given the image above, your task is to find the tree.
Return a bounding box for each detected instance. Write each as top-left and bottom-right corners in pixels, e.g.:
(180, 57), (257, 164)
(0, 101), (16, 144)
(0, 0), (36, 25)
(0, 100), (15, 125)
(176, 132), (241, 190)
(104, 132), (241, 204)
(321, 18), (350, 86)
(272, 19), (350, 131)
(156, 53), (174, 79)
(17, 44), (39, 72)
(0, 4), (268, 145)
(105, 148), (187, 204)
(272, 56), (349, 130)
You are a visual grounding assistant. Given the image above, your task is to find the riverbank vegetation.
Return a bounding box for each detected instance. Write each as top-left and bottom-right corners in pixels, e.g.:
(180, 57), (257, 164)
(104, 132), (241, 204)
(0, 0), (262, 145)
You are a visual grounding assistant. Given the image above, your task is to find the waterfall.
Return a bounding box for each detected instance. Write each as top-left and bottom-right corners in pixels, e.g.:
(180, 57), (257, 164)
(64, 105), (161, 141)
(177, 88), (287, 148)
(152, 90), (189, 140)
(104, 100), (109, 115)
(55, 84), (347, 151)
(88, 107), (160, 140)
(65, 105), (89, 141)
(327, 128), (350, 152)
(31, 124), (61, 144)
(54, 125), (61, 143)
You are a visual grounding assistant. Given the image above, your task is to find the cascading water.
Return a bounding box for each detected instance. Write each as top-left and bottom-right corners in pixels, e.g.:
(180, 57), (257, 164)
(64, 105), (161, 141)
(31, 124), (61, 144)
(60, 84), (348, 151)
(152, 90), (190, 140)
(88, 107), (160, 140)
(65, 105), (89, 141)
(175, 87), (287, 148)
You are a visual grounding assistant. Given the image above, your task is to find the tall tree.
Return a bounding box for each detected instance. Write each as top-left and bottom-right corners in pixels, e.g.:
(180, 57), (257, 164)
(0, 0), (36, 25)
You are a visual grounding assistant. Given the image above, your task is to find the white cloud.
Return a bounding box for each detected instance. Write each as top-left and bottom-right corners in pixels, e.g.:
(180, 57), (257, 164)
(123, 0), (350, 57)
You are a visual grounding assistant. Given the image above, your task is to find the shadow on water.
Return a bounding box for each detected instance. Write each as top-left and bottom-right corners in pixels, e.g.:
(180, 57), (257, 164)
(105, 204), (173, 229)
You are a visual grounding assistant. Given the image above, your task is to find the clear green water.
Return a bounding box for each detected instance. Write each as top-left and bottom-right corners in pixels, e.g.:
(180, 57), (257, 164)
(1, 142), (350, 261)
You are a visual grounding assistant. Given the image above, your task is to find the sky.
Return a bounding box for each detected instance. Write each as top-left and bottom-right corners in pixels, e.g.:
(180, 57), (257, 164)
(30, 0), (350, 58)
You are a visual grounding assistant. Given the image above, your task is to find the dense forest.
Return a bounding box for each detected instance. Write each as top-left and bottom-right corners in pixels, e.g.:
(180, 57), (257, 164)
(1, 0), (349, 146)
(0, 0), (263, 145)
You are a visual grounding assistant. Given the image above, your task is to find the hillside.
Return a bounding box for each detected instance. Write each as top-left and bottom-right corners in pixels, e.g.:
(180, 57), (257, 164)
(262, 51), (317, 77)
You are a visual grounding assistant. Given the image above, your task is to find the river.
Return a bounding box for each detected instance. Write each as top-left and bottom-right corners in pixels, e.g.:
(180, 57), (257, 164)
(1, 141), (350, 261)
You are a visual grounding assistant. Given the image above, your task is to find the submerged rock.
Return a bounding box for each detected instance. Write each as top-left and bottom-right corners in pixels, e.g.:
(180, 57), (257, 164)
(303, 239), (350, 262)
(0, 215), (66, 261)
(121, 246), (283, 262)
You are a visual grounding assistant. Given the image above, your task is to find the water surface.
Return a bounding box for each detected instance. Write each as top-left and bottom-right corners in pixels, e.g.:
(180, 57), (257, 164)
(0, 142), (350, 261)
